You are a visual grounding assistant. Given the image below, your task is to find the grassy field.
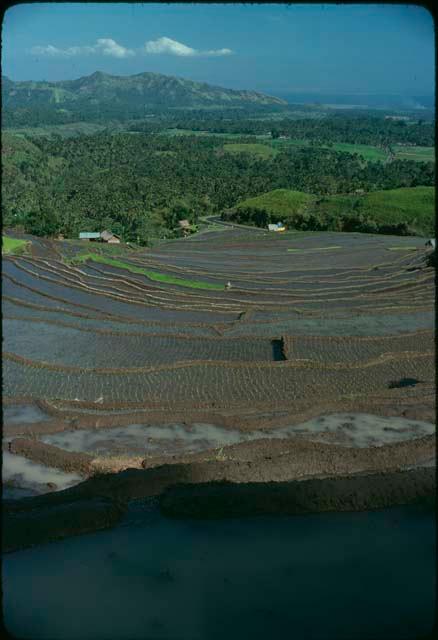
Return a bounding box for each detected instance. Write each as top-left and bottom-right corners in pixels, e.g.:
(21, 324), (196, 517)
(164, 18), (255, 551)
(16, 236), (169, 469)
(2, 236), (29, 255)
(234, 186), (435, 236)
(325, 143), (387, 162)
(70, 252), (225, 290)
(223, 143), (278, 159)
(355, 187), (435, 230)
(269, 138), (308, 149)
(393, 145), (435, 162)
(305, 187), (435, 236)
(236, 189), (314, 216)
(163, 129), (247, 139)
(267, 138), (387, 162)
(162, 129), (273, 141)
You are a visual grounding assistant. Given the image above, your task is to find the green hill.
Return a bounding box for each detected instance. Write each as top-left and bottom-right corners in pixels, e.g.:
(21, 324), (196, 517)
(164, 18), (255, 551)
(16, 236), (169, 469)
(235, 189), (314, 215)
(227, 187), (435, 236)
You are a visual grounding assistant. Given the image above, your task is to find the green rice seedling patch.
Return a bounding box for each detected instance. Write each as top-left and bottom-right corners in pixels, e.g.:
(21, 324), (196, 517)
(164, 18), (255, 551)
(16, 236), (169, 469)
(387, 246), (418, 251)
(2, 236), (30, 255)
(287, 246), (342, 253)
(70, 253), (224, 290)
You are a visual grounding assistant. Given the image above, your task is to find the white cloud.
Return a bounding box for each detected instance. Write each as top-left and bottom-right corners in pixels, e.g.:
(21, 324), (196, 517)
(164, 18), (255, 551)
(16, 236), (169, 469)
(144, 36), (196, 57)
(95, 39), (135, 59)
(29, 36), (232, 60)
(29, 39), (135, 59)
(143, 37), (233, 57)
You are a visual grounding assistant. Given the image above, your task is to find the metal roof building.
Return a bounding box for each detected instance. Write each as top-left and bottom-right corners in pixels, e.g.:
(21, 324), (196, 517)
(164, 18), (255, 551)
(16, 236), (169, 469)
(79, 232), (101, 240)
(79, 231), (121, 243)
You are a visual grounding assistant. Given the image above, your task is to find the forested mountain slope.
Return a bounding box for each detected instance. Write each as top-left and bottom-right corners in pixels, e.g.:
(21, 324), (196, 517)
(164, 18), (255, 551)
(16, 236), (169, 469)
(2, 71), (287, 125)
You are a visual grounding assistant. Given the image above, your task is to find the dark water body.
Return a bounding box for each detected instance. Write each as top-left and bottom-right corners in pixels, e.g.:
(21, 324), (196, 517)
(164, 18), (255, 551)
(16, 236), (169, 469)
(3, 502), (435, 640)
(271, 338), (286, 361)
(388, 377), (422, 389)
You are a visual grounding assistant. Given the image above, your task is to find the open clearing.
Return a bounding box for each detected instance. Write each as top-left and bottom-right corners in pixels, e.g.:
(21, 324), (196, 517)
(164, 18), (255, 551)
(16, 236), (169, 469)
(223, 142), (278, 158)
(394, 145), (435, 162)
(269, 138), (388, 161)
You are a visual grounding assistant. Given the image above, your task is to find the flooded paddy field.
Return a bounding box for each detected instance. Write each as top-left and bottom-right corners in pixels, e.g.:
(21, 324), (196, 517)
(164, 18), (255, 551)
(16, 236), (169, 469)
(226, 310), (435, 337)
(2, 298), (220, 336)
(2, 228), (435, 562)
(3, 319), (278, 367)
(37, 413), (435, 457)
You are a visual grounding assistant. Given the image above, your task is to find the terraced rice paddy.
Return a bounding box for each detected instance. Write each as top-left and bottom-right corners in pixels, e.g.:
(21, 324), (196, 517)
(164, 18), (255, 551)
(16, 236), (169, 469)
(3, 229), (434, 410)
(2, 228), (435, 513)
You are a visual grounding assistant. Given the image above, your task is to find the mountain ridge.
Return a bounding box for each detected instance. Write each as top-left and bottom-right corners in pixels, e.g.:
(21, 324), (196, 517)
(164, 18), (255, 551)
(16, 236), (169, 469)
(2, 70), (287, 112)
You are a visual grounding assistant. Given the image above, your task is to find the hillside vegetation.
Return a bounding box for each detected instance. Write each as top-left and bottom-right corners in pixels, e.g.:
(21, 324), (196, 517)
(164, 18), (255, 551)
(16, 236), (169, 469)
(2, 112), (434, 243)
(225, 187), (435, 236)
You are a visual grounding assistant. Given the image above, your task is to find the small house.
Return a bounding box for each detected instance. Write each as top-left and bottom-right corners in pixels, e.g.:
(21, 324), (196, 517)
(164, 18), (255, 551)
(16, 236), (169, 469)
(178, 219), (193, 236)
(268, 222), (286, 232)
(100, 230), (121, 244)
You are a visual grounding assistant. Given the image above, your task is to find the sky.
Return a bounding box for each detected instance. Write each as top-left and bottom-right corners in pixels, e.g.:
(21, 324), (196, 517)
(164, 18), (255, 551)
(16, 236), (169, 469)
(1, 2), (435, 96)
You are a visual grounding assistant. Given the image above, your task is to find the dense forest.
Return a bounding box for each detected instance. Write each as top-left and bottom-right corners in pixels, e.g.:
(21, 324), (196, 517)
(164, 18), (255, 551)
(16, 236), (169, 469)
(2, 120), (435, 243)
(129, 113), (435, 147)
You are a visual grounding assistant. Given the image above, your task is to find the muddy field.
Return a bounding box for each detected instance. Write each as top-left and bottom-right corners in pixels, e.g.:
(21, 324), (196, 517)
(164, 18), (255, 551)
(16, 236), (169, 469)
(2, 229), (436, 550)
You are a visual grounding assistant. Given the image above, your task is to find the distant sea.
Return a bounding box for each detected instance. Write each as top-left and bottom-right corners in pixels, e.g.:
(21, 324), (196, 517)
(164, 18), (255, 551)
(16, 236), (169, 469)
(269, 92), (435, 111)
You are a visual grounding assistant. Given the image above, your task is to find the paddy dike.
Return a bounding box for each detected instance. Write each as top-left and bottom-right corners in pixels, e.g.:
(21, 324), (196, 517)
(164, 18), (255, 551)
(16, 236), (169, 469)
(3, 420), (435, 551)
(2, 229), (436, 550)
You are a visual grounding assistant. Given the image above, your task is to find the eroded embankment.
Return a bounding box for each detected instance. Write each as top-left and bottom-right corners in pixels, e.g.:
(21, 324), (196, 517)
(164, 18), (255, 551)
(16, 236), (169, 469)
(3, 467), (435, 553)
(7, 438), (93, 474)
(159, 470), (436, 519)
(3, 431), (436, 553)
